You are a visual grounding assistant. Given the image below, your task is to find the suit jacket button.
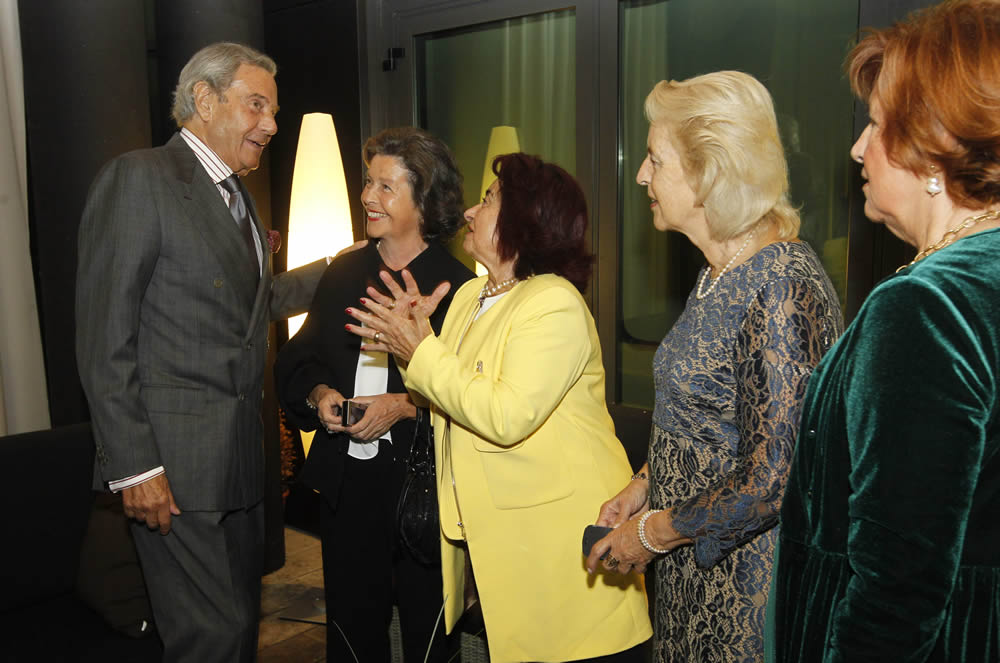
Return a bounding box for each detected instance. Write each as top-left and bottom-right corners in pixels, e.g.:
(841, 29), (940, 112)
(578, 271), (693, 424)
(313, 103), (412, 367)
(214, 278), (224, 288)
(805, 429), (817, 439)
(238, 392), (245, 401)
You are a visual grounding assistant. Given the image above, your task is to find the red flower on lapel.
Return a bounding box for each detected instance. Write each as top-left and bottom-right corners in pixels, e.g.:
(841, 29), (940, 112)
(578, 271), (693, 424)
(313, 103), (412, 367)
(266, 230), (282, 254)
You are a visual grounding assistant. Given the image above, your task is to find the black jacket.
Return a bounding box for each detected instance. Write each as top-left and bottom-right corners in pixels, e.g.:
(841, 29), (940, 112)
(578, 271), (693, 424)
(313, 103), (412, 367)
(275, 240), (473, 508)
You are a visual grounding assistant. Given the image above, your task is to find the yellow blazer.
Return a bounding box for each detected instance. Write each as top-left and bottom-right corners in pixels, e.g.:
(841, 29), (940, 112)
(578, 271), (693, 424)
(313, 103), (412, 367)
(405, 274), (652, 663)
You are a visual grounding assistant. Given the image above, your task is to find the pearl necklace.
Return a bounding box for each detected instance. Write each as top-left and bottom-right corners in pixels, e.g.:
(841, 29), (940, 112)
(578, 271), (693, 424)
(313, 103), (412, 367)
(479, 277), (519, 303)
(896, 209), (1000, 273)
(695, 229), (756, 299)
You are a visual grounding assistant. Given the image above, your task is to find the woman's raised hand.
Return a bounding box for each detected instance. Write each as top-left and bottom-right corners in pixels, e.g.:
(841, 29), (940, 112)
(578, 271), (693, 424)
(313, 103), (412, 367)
(345, 269), (451, 362)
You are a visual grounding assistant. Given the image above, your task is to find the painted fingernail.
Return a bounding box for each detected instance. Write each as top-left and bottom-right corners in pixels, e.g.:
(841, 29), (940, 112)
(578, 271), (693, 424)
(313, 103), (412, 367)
(360, 298), (368, 304)
(410, 300), (417, 307)
(344, 324), (351, 331)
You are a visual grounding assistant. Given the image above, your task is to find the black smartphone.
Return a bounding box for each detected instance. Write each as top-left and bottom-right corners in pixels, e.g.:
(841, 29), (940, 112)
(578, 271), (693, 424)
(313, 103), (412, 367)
(582, 525), (614, 559)
(341, 400), (368, 427)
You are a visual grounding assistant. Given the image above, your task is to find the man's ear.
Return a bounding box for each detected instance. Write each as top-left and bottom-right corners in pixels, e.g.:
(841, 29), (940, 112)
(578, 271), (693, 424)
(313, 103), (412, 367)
(193, 81), (215, 122)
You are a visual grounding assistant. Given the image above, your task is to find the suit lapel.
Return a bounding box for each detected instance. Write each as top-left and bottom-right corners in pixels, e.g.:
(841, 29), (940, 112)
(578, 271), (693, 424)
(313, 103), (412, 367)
(244, 185), (272, 341)
(162, 134), (258, 311)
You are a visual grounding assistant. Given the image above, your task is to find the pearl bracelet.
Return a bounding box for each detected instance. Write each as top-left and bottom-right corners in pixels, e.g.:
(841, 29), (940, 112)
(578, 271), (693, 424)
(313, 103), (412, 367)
(631, 471), (648, 481)
(638, 509), (669, 555)
(305, 398), (317, 411)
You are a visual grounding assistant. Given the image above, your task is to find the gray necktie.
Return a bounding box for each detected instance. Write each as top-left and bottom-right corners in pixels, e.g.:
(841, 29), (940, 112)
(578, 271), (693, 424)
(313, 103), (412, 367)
(219, 174), (259, 279)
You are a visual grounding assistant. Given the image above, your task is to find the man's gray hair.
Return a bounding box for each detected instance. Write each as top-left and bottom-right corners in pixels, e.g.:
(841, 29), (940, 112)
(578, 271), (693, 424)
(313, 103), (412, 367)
(171, 42), (277, 126)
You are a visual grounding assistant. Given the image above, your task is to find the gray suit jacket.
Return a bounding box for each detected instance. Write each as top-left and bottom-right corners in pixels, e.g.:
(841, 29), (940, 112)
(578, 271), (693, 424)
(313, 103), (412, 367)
(76, 133), (327, 511)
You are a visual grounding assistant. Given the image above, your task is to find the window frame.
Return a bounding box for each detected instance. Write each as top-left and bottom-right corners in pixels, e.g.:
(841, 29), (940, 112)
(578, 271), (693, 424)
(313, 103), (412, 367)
(363, 0), (931, 427)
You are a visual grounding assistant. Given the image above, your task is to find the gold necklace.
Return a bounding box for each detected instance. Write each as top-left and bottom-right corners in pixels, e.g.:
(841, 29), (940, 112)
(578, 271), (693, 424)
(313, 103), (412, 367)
(896, 210), (1000, 273)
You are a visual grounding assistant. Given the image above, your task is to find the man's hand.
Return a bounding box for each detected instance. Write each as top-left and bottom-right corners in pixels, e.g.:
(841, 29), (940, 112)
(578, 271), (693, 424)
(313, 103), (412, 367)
(121, 474), (181, 535)
(334, 239), (368, 258)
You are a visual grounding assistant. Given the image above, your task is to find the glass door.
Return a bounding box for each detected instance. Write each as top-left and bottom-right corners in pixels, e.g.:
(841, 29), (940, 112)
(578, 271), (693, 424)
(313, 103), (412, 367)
(367, 0), (866, 415)
(614, 0), (858, 408)
(416, 9), (577, 210)
(365, 0), (600, 277)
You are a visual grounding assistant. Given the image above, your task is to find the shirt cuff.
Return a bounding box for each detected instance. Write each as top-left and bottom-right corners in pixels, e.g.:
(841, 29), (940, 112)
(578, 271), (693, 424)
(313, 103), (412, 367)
(108, 466), (165, 493)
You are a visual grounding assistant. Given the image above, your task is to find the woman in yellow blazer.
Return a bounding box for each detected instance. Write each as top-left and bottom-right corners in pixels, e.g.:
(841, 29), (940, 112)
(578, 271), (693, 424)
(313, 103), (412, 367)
(347, 153), (652, 662)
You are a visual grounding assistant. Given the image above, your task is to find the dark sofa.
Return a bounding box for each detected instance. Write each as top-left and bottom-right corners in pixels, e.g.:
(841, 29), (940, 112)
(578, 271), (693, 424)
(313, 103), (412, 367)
(0, 423), (161, 662)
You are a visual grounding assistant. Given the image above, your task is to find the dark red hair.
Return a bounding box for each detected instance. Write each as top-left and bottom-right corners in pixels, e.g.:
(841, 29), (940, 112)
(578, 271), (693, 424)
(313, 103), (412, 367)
(492, 153), (594, 292)
(848, 0), (1000, 207)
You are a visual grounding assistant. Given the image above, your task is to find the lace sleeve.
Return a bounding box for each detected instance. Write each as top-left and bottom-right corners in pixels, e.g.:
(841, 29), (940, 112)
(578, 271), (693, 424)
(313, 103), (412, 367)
(672, 276), (837, 567)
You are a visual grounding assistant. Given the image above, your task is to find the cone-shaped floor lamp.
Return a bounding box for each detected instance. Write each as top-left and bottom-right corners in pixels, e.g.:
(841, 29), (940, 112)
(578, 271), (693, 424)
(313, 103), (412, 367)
(288, 113), (354, 455)
(288, 112), (354, 336)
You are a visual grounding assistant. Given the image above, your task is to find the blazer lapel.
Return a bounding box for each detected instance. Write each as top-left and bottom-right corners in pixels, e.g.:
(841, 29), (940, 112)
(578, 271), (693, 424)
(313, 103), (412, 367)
(244, 188), (272, 341)
(163, 135), (258, 310)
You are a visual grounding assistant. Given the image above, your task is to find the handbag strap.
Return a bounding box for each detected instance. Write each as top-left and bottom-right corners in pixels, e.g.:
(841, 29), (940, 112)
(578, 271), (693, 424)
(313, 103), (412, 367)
(406, 406), (434, 468)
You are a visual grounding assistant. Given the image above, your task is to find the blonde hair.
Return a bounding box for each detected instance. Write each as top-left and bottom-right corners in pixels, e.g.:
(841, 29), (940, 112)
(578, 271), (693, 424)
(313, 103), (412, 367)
(644, 71), (799, 240)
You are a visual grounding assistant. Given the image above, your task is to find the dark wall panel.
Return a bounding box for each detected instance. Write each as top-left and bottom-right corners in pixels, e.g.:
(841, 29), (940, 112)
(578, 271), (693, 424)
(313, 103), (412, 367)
(154, 0), (273, 227)
(154, 0), (267, 145)
(264, 0), (365, 274)
(19, 0), (151, 426)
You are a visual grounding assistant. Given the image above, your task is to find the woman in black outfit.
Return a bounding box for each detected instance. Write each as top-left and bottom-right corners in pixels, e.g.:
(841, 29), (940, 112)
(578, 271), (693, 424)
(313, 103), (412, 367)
(275, 127), (474, 663)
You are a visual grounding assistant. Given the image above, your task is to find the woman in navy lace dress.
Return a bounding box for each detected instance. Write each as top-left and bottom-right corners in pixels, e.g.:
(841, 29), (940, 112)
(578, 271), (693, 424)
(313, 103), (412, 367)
(586, 71), (843, 662)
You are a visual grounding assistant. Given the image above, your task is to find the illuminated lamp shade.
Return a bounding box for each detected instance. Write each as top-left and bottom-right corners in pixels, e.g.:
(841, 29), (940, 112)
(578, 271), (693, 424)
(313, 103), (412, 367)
(476, 126), (521, 275)
(287, 112), (354, 337)
(287, 113), (354, 457)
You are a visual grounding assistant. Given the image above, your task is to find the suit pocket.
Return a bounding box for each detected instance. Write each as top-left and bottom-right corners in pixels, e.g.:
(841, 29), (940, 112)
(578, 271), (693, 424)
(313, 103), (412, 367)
(477, 439), (575, 509)
(140, 384), (207, 415)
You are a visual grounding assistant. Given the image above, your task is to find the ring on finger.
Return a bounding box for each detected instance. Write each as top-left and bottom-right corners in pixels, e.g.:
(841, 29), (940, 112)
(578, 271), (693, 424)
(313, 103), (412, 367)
(387, 299), (396, 310)
(606, 554), (620, 569)
(373, 331), (381, 343)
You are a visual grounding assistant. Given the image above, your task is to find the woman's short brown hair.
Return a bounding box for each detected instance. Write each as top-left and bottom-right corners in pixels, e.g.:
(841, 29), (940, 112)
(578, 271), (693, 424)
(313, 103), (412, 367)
(848, 0), (1000, 207)
(363, 127), (465, 243)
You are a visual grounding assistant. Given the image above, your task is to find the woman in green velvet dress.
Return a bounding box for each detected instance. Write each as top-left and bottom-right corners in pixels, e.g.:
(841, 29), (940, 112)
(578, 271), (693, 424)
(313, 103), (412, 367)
(769, 2), (1000, 661)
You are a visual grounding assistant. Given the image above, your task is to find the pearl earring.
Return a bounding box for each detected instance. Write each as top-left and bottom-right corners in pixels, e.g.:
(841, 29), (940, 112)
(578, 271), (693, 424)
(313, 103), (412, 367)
(926, 175), (942, 197)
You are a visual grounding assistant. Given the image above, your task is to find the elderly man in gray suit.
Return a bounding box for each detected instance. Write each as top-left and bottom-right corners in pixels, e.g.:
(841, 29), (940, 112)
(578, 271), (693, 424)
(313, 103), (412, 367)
(76, 42), (329, 661)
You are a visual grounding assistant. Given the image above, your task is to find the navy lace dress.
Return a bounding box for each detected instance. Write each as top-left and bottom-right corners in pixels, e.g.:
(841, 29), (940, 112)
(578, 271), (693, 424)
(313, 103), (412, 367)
(648, 241), (843, 662)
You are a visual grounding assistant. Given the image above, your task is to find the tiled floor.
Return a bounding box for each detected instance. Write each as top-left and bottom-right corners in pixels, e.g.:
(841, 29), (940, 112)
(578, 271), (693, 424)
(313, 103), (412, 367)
(258, 527), (328, 662)
(256, 527), (490, 663)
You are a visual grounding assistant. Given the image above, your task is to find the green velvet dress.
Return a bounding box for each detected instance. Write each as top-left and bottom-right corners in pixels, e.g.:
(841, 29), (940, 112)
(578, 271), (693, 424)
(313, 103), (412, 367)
(769, 228), (1000, 662)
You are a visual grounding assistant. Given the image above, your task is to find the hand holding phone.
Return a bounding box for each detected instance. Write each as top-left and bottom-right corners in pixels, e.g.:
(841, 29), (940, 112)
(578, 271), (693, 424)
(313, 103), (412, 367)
(582, 525), (613, 559)
(341, 400), (368, 427)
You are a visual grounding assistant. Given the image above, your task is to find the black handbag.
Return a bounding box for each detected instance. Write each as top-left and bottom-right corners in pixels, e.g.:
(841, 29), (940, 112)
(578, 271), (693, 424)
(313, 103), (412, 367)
(396, 407), (440, 565)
